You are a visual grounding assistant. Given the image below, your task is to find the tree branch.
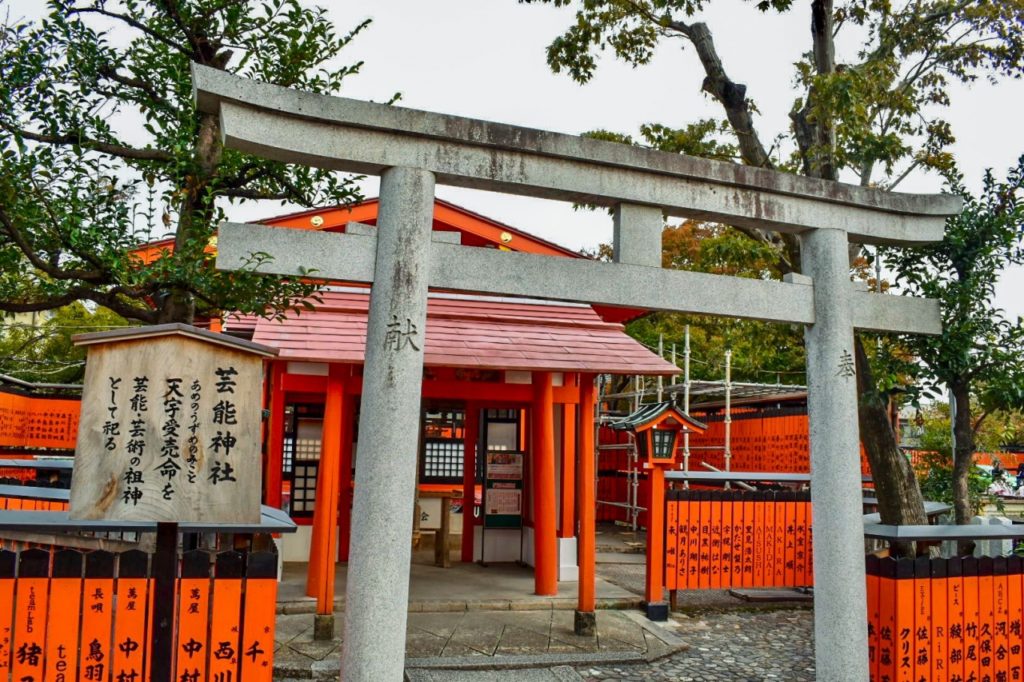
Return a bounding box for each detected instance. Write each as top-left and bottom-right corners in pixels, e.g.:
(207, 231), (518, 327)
(667, 19), (774, 170)
(155, 0), (202, 58)
(886, 158), (924, 191)
(0, 207), (108, 282)
(96, 64), (172, 110)
(219, 162), (271, 190)
(66, 5), (193, 57)
(5, 125), (174, 163)
(0, 285), (156, 323)
(220, 188), (291, 201)
(0, 290), (89, 314)
(972, 408), (994, 437)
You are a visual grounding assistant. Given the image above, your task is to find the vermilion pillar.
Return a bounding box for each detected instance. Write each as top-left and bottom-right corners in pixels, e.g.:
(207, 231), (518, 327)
(575, 373), (597, 635)
(264, 363), (286, 508)
(532, 372), (558, 596)
(309, 365), (345, 639)
(461, 402), (479, 563)
(644, 465), (668, 620)
(338, 393), (355, 562)
(559, 402), (576, 539)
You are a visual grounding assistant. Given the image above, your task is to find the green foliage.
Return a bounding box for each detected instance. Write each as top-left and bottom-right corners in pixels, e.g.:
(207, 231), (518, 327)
(0, 1), (376, 324)
(635, 120), (739, 162)
(529, 0), (1024, 522)
(624, 220), (806, 384)
(888, 158), (1024, 519)
(522, 0), (793, 84)
(889, 158), (1024, 407)
(0, 304), (128, 384)
(525, 0), (1024, 187)
(916, 451), (992, 516)
(915, 407), (994, 515)
(797, 0), (1024, 181)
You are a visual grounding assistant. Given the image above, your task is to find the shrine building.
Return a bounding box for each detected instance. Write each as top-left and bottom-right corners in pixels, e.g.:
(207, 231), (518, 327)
(206, 198), (677, 610)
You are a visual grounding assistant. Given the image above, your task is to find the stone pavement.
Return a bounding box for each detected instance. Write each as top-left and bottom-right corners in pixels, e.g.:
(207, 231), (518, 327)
(277, 559), (642, 614)
(274, 608), (688, 680)
(402, 608), (815, 681)
(573, 608), (815, 682)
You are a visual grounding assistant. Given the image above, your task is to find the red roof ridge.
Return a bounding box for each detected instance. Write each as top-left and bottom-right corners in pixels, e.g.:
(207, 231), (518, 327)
(284, 300), (624, 332)
(251, 197), (583, 259)
(431, 198), (581, 259)
(423, 310), (623, 331)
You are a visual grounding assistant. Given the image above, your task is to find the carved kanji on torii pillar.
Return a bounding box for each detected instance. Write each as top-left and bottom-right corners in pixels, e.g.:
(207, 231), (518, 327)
(193, 64), (960, 682)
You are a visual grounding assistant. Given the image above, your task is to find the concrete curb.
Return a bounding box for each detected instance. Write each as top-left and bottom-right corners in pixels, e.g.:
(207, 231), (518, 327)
(277, 614), (689, 679)
(405, 665), (585, 681)
(402, 640), (689, 672)
(276, 596), (644, 615)
(405, 651), (648, 670)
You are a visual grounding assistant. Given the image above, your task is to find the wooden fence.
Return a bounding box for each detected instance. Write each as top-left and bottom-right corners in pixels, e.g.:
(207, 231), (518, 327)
(665, 489), (813, 591)
(867, 554), (1024, 682)
(0, 547), (277, 681)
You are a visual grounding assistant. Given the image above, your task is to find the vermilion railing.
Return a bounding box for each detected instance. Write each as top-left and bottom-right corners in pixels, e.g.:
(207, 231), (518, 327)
(665, 489), (813, 592)
(0, 548), (277, 681)
(0, 390), (80, 450)
(867, 554), (1024, 682)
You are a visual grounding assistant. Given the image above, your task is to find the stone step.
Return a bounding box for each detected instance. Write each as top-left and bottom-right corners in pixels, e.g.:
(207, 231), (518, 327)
(276, 596), (643, 615)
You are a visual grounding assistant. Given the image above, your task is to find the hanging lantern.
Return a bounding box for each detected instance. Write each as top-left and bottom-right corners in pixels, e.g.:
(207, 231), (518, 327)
(610, 401), (706, 467)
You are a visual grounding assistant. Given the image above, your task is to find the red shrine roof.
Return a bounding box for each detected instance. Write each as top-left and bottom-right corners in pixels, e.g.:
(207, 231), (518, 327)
(237, 289), (677, 376)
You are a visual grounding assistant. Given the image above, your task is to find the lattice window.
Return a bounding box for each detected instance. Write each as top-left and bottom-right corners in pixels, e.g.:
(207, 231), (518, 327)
(290, 461), (319, 518)
(420, 406), (465, 484)
(422, 438), (464, 483)
(282, 403), (324, 477)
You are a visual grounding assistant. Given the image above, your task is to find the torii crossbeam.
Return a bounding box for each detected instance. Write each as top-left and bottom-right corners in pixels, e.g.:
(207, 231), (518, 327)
(194, 64), (960, 682)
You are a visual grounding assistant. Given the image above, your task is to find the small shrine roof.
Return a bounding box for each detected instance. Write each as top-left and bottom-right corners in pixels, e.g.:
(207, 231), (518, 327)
(610, 400), (708, 432)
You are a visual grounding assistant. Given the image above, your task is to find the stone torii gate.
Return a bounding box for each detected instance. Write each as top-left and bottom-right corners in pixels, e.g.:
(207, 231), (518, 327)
(193, 65), (959, 682)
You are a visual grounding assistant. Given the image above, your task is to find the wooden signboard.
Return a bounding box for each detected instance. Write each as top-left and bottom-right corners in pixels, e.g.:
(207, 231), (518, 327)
(68, 324), (276, 523)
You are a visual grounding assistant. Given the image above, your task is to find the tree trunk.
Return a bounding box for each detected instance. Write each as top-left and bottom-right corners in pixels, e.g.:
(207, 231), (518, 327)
(678, 8), (926, 534)
(951, 383), (975, 525)
(158, 110), (223, 324)
(680, 22), (774, 171)
(854, 337), (928, 557)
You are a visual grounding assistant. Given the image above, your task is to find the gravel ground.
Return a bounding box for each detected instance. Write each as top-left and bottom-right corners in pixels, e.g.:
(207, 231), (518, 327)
(574, 608), (816, 682)
(587, 537), (816, 680)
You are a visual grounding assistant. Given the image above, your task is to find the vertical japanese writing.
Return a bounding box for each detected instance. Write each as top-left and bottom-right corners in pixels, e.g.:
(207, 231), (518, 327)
(103, 377), (122, 454)
(123, 377), (148, 506)
(187, 379), (202, 484)
(383, 315), (421, 352)
(116, 633), (140, 681)
(210, 367), (238, 486)
(157, 378), (184, 500)
(83, 638), (105, 679)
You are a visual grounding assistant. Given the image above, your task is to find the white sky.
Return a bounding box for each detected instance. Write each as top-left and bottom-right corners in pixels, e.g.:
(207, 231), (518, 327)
(281, 1), (1024, 320)
(8, 0), (1024, 319)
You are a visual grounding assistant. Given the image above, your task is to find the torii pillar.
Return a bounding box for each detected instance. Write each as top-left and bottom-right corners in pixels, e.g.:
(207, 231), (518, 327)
(801, 228), (870, 682)
(342, 167), (435, 682)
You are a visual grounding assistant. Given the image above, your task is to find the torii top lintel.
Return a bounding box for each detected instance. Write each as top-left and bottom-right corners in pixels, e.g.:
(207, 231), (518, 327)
(191, 64), (959, 247)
